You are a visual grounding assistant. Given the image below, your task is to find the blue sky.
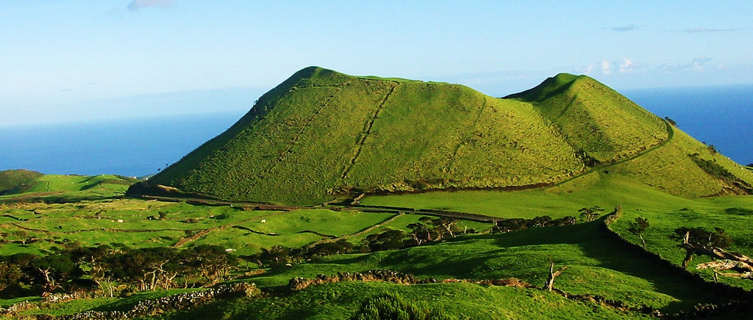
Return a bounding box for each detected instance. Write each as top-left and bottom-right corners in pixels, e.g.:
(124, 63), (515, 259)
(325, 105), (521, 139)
(1, 1), (752, 125)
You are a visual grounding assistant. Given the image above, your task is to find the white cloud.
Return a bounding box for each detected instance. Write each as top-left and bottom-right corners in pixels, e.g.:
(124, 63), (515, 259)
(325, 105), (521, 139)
(619, 58), (634, 73)
(610, 24), (638, 32)
(683, 27), (738, 33)
(600, 60), (612, 75)
(690, 57), (712, 70)
(659, 57), (713, 72)
(128, 0), (173, 11)
(584, 64), (594, 74)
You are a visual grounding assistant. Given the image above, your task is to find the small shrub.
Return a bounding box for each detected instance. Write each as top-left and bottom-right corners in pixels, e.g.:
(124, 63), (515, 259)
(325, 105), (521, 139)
(351, 294), (456, 320)
(674, 227), (732, 249)
(725, 208), (753, 216)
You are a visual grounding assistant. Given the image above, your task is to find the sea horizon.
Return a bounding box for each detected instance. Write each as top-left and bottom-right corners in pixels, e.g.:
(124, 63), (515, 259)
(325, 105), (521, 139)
(1, 84), (751, 177)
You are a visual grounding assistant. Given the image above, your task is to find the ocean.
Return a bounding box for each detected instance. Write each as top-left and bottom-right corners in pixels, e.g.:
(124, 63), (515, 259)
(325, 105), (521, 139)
(0, 112), (244, 177)
(1, 85), (751, 177)
(625, 85), (752, 166)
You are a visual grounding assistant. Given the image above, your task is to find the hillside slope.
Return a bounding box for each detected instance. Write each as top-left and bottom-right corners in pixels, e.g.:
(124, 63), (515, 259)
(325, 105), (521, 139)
(507, 73), (669, 163)
(0, 169), (42, 195)
(137, 67), (752, 204)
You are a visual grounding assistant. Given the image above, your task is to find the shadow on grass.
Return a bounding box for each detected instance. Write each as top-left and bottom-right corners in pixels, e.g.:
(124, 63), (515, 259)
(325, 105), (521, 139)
(366, 222), (724, 311)
(248, 221), (724, 312)
(492, 221), (728, 311)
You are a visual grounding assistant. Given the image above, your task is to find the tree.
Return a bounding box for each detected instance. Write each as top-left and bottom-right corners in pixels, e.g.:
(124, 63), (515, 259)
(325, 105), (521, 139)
(675, 227), (753, 281)
(435, 217), (459, 239)
(675, 227), (732, 269)
(578, 206), (605, 222)
(544, 261), (568, 292)
(86, 255), (116, 297)
(33, 254), (78, 295)
(494, 218), (528, 233)
(309, 239), (354, 256)
(365, 230), (406, 251)
(407, 220), (434, 245)
(664, 116), (678, 127)
(184, 245), (236, 286)
(0, 260), (24, 294)
(259, 245), (292, 268)
(627, 217), (650, 249)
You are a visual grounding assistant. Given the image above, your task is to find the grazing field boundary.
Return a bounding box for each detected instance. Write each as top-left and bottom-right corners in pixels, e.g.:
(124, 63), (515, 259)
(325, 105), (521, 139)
(262, 89), (343, 180)
(172, 211), (289, 248)
(305, 213), (403, 249)
(553, 120), (675, 187)
(601, 208), (753, 301)
(341, 83), (399, 180)
(344, 204), (499, 222)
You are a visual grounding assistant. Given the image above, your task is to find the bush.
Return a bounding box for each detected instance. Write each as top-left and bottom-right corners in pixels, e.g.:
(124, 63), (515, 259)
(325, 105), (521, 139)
(366, 230), (408, 251)
(689, 155), (752, 192)
(0, 244), (241, 297)
(494, 215), (577, 233)
(674, 227), (732, 249)
(351, 294), (456, 320)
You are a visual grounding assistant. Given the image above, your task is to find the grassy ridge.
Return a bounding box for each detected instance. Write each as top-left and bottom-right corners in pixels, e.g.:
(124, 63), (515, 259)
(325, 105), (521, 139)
(150, 67), (583, 204)
(508, 74), (669, 163)
(345, 82), (583, 193)
(147, 67), (742, 205)
(0, 174), (136, 203)
(0, 169), (42, 195)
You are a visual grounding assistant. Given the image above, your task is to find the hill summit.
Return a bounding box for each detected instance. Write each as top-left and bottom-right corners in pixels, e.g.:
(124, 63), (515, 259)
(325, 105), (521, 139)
(131, 67), (753, 204)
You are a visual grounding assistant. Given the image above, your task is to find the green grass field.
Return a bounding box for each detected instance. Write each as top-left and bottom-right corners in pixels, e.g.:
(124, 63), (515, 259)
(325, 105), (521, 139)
(152, 282), (654, 320)
(2, 171), (753, 319)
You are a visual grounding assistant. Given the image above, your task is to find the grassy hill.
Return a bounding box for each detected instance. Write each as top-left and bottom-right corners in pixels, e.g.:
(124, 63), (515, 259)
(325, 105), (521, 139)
(507, 73), (669, 163)
(138, 67), (751, 205)
(0, 173), (137, 203)
(0, 169), (42, 195)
